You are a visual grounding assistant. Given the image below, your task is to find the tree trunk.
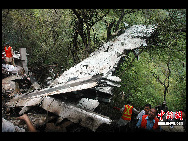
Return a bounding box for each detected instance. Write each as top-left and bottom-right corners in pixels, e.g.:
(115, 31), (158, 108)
(152, 60), (171, 101)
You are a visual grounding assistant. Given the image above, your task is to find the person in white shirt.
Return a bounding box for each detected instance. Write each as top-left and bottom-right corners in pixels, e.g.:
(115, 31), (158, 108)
(137, 104), (151, 120)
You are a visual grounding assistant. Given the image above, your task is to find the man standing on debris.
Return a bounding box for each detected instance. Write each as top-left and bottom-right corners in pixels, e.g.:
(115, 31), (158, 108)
(117, 100), (139, 127)
(4, 42), (15, 66)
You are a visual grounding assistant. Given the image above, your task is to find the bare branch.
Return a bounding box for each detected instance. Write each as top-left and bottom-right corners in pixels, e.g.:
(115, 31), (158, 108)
(153, 72), (164, 86)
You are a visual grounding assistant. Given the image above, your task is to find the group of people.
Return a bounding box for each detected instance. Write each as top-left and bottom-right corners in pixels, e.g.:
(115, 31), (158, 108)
(116, 101), (160, 131)
(116, 100), (186, 132)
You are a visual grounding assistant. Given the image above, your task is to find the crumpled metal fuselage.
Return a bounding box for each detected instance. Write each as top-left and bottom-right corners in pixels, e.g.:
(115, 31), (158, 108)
(6, 24), (157, 131)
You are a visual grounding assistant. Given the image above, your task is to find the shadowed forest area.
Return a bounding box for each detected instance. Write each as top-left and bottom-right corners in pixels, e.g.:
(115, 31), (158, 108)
(2, 9), (186, 113)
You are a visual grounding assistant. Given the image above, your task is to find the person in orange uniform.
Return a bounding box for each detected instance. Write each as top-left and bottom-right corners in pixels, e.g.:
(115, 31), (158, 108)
(136, 108), (161, 131)
(4, 42), (14, 65)
(117, 100), (139, 127)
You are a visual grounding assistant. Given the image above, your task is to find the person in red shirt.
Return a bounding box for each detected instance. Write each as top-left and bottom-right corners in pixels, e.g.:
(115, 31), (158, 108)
(4, 43), (15, 66)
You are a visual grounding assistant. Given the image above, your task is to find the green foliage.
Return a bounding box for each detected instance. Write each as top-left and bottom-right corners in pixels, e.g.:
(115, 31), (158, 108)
(115, 52), (163, 108)
(114, 9), (186, 111)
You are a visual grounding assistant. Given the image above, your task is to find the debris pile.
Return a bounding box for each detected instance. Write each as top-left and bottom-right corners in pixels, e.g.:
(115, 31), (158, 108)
(3, 24), (156, 132)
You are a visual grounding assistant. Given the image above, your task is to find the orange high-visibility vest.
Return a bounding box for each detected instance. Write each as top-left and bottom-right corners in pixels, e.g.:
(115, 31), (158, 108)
(5, 46), (13, 58)
(121, 105), (133, 121)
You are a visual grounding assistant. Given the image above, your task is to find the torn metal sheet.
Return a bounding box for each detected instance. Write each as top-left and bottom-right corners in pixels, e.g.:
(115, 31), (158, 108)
(6, 96), (43, 107)
(50, 24), (156, 96)
(40, 97), (112, 131)
(77, 98), (99, 111)
(6, 75), (100, 102)
(95, 87), (113, 95)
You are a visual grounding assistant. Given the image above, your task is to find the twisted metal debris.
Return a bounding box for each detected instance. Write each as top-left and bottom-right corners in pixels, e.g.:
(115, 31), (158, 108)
(6, 24), (157, 131)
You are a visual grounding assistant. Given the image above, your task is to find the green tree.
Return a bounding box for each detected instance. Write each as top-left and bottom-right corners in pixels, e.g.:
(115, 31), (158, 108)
(114, 9), (186, 111)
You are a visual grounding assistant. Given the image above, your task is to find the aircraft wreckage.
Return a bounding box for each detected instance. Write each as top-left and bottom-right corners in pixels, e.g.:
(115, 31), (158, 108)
(6, 24), (157, 131)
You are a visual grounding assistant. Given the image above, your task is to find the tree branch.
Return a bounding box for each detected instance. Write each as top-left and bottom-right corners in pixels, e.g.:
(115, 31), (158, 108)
(114, 9), (125, 32)
(153, 72), (164, 86)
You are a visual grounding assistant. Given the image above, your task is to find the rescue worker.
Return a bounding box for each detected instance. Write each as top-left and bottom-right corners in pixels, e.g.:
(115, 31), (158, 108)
(117, 100), (139, 127)
(136, 108), (161, 131)
(4, 42), (15, 66)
